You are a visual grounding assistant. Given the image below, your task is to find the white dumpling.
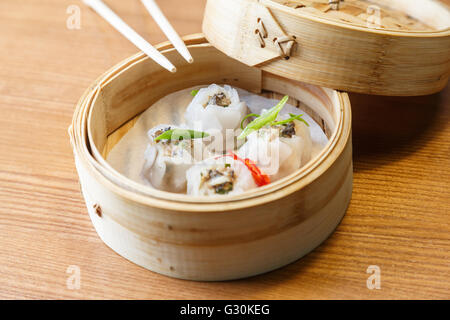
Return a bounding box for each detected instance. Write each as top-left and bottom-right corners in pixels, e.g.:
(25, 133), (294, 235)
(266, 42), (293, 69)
(141, 125), (211, 193)
(237, 118), (312, 181)
(186, 157), (257, 196)
(185, 84), (248, 152)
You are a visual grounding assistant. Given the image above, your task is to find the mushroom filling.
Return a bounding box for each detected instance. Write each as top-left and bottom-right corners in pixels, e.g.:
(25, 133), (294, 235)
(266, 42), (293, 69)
(280, 122), (296, 138)
(255, 121), (297, 141)
(205, 92), (231, 108)
(214, 181), (234, 195)
(200, 166), (235, 194)
(152, 127), (171, 142)
(151, 128), (193, 158)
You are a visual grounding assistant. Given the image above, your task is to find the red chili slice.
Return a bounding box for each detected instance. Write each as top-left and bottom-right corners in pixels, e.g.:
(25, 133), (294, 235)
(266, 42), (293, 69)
(222, 152), (271, 187)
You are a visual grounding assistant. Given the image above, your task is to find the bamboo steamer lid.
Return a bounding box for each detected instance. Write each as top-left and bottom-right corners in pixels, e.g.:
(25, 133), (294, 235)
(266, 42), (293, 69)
(202, 0), (450, 96)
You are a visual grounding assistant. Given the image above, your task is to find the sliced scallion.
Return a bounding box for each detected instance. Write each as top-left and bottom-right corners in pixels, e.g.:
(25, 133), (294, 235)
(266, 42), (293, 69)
(240, 113), (260, 130)
(154, 129), (209, 141)
(272, 113), (309, 127)
(238, 95), (289, 140)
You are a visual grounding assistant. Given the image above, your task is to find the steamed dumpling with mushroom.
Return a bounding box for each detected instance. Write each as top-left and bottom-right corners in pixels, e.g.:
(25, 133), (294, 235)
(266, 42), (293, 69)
(184, 84), (248, 152)
(186, 153), (269, 196)
(141, 125), (211, 193)
(237, 96), (312, 181)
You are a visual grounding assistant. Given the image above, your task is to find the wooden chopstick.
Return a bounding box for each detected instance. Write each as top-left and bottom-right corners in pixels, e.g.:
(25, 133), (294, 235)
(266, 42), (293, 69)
(83, 0), (176, 73)
(140, 0), (194, 63)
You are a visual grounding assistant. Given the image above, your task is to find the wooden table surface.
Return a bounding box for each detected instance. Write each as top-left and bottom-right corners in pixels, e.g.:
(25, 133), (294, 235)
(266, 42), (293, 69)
(0, 0), (449, 300)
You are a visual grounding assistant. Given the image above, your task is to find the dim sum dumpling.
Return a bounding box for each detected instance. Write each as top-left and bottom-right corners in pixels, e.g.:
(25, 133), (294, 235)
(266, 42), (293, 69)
(186, 157), (257, 196)
(237, 117), (312, 181)
(142, 125), (210, 193)
(185, 84), (248, 152)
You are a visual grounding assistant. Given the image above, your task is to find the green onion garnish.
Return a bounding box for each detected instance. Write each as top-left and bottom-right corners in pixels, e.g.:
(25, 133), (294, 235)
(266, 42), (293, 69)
(272, 113), (309, 127)
(238, 95), (289, 140)
(154, 129), (209, 141)
(240, 113), (260, 130)
(190, 89), (199, 97)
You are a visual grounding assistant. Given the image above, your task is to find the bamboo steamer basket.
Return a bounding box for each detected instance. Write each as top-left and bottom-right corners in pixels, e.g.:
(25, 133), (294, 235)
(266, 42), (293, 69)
(203, 0), (450, 96)
(69, 34), (352, 281)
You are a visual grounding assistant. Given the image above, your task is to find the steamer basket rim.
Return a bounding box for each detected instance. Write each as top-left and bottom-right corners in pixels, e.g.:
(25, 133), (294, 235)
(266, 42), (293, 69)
(71, 35), (352, 212)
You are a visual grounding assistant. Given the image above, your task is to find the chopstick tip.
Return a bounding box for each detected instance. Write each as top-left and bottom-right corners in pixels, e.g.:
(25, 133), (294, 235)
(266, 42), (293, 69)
(188, 57), (194, 64)
(170, 67), (177, 73)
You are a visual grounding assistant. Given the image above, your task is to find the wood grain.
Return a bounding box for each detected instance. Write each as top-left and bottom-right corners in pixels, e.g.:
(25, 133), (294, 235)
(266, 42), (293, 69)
(279, 0), (436, 31)
(0, 0), (449, 299)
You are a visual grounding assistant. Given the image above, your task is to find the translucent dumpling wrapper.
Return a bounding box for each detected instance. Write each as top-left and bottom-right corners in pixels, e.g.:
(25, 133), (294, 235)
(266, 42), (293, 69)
(186, 157), (258, 196)
(142, 125), (211, 193)
(184, 84), (248, 152)
(237, 117), (312, 181)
